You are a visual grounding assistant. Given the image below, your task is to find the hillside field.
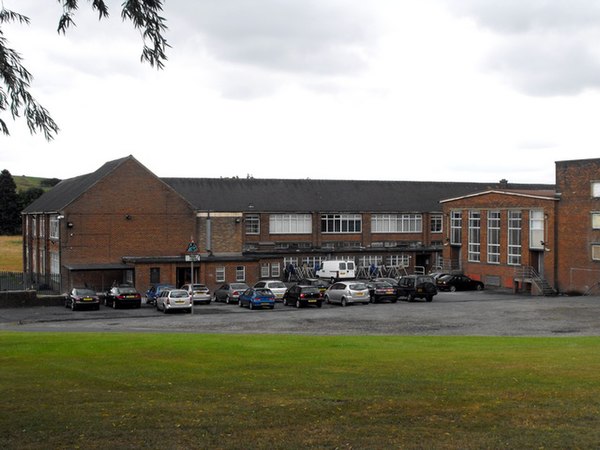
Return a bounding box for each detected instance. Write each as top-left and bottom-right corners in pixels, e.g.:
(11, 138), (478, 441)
(0, 236), (22, 271)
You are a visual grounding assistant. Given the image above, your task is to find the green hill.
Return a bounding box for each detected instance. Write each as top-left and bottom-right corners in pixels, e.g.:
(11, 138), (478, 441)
(13, 175), (60, 193)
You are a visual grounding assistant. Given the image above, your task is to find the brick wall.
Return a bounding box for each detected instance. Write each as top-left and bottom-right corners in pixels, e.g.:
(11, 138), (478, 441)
(556, 158), (600, 293)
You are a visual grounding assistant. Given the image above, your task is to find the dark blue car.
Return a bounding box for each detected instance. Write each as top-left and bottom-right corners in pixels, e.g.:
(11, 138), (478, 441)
(238, 288), (276, 310)
(145, 283), (175, 305)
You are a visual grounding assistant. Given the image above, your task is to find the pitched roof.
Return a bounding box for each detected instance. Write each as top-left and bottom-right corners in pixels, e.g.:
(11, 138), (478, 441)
(22, 156), (132, 213)
(23, 155), (556, 214)
(163, 178), (555, 212)
(440, 189), (559, 204)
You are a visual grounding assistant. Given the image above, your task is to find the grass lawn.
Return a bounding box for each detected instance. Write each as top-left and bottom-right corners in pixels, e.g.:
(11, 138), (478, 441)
(0, 236), (22, 272)
(1, 333), (600, 449)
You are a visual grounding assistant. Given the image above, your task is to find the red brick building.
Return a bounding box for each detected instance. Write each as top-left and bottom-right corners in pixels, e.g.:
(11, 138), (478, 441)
(27, 155), (600, 296)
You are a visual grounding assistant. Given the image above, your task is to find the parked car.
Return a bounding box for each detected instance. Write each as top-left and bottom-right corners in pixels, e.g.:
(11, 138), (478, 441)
(180, 283), (211, 304)
(146, 284), (175, 305)
(213, 282), (250, 304)
(282, 285), (323, 308)
(104, 285), (142, 309)
(397, 275), (437, 302)
(324, 281), (370, 306)
(156, 288), (192, 313)
(253, 280), (287, 300)
(366, 280), (398, 303)
(238, 288), (276, 310)
(66, 288), (100, 311)
(295, 278), (330, 294)
(437, 274), (484, 292)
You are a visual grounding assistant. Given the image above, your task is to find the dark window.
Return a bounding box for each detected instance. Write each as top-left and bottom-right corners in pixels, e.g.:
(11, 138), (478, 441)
(150, 267), (160, 284)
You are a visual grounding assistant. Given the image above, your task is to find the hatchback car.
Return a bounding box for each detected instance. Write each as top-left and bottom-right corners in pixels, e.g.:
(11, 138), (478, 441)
(213, 283), (250, 304)
(66, 288), (100, 311)
(295, 278), (330, 295)
(104, 285), (142, 309)
(436, 274), (484, 292)
(156, 289), (192, 313)
(180, 283), (211, 304)
(282, 285), (323, 308)
(146, 284), (175, 305)
(366, 280), (398, 303)
(238, 288), (276, 310)
(253, 280), (287, 300)
(324, 281), (370, 306)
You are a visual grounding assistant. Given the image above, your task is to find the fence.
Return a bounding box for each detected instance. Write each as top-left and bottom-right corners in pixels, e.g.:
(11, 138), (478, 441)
(0, 272), (61, 293)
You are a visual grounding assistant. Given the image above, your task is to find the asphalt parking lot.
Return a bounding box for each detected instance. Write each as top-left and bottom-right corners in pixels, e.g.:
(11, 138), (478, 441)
(2, 290), (600, 336)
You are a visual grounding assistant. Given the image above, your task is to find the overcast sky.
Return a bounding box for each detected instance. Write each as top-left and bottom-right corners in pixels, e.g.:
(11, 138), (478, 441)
(2, 0), (600, 184)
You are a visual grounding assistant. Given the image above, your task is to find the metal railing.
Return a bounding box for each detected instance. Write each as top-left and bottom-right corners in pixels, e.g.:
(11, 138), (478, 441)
(0, 272), (61, 293)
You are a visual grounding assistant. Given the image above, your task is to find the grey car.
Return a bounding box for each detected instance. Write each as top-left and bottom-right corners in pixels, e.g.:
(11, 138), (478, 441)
(213, 282), (250, 304)
(324, 281), (370, 307)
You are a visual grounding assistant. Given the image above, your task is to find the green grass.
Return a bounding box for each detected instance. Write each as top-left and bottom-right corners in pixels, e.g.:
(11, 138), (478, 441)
(0, 236), (22, 271)
(1, 333), (600, 449)
(12, 175), (54, 193)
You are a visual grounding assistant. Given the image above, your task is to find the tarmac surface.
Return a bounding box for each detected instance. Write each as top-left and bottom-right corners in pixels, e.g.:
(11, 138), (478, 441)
(1, 290), (600, 336)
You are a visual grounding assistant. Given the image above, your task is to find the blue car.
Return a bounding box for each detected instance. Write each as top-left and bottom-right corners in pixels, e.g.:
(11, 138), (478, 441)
(146, 283), (175, 305)
(238, 288), (276, 310)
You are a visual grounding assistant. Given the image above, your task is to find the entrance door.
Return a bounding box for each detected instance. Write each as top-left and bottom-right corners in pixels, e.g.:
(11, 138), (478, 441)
(176, 267), (199, 288)
(530, 251), (544, 277)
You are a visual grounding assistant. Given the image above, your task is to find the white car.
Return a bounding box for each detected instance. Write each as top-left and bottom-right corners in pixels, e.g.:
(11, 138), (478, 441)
(180, 283), (211, 304)
(253, 280), (288, 300)
(324, 281), (370, 306)
(156, 289), (192, 313)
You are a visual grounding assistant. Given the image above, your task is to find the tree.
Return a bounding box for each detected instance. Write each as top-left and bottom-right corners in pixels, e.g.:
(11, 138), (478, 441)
(19, 186), (44, 210)
(0, 169), (21, 235)
(0, 0), (168, 140)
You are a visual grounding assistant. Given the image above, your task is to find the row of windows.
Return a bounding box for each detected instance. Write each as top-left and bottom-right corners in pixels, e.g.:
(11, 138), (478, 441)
(247, 214), (443, 235)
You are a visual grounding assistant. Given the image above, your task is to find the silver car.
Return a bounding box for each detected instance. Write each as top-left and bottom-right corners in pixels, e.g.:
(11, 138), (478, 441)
(156, 289), (192, 313)
(253, 280), (287, 301)
(180, 283), (211, 304)
(324, 281), (370, 306)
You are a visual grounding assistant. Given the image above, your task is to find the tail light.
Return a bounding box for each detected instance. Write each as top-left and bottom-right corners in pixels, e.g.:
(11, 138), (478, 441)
(300, 293), (305, 299)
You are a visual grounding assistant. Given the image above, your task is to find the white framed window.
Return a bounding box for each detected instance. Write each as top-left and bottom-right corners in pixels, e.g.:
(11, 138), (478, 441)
(216, 266), (226, 283)
(592, 181), (600, 198)
(359, 255), (383, 267)
(50, 252), (60, 275)
(269, 214), (312, 234)
(487, 210), (500, 264)
(50, 215), (60, 239)
(271, 263), (280, 278)
(430, 214), (443, 233)
(508, 210), (522, 265)
(245, 215), (260, 235)
(32, 215), (37, 238)
(468, 210), (481, 262)
(530, 210), (544, 249)
(235, 266), (246, 282)
(593, 244), (600, 261)
(592, 213), (600, 230)
(260, 264), (270, 278)
(388, 254), (410, 267)
(371, 214), (422, 233)
(302, 256), (324, 269)
(450, 211), (462, 245)
(322, 214), (362, 233)
(39, 215), (45, 238)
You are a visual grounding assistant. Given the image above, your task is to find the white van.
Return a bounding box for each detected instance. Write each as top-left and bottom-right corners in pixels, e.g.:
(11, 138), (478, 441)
(316, 260), (356, 281)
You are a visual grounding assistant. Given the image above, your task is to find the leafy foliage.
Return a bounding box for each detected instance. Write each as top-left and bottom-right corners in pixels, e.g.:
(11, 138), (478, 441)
(0, 169), (21, 234)
(0, 1), (168, 140)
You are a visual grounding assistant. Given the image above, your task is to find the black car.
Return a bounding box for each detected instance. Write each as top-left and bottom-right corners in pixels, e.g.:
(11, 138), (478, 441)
(283, 285), (323, 308)
(105, 285), (142, 309)
(295, 278), (330, 295)
(66, 288), (100, 311)
(437, 274), (484, 292)
(397, 275), (437, 302)
(366, 280), (398, 303)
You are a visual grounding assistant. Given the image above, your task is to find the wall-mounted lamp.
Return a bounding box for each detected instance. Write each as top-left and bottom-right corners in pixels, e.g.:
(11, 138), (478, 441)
(235, 218), (241, 224)
(56, 215), (64, 220)
(125, 214), (132, 220)
(67, 222), (74, 228)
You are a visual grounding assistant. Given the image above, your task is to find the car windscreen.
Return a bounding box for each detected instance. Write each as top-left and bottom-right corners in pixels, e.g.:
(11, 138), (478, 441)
(255, 289), (273, 296)
(74, 289), (95, 296)
(268, 282), (286, 288)
(349, 283), (367, 290)
(231, 284), (248, 290)
(119, 287), (138, 294)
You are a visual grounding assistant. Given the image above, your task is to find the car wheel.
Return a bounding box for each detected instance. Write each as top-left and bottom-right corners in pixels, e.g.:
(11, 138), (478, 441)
(71, 301), (77, 311)
(112, 300), (118, 309)
(370, 296), (375, 303)
(426, 295), (433, 302)
(295, 300), (301, 309)
(163, 305), (168, 314)
(226, 296), (231, 304)
(325, 296), (330, 304)
(249, 302), (254, 310)
(316, 302), (322, 308)
(407, 293), (415, 302)
(238, 300), (243, 308)
(392, 299), (397, 303)
(450, 286), (457, 292)
(341, 298), (347, 307)
(476, 284), (483, 291)
(95, 305), (100, 310)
